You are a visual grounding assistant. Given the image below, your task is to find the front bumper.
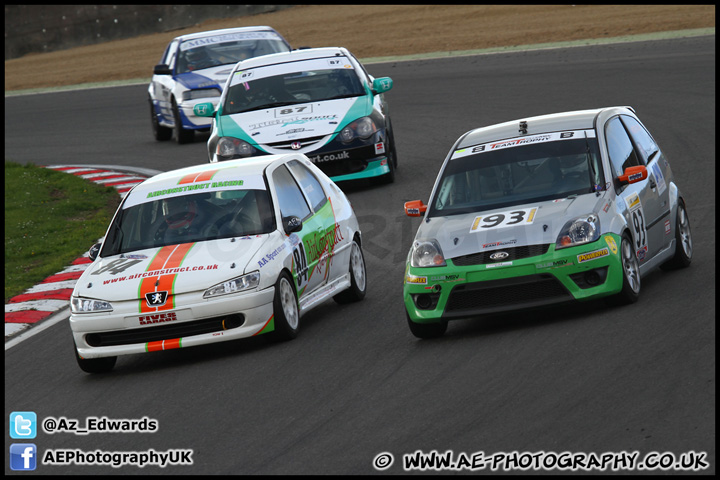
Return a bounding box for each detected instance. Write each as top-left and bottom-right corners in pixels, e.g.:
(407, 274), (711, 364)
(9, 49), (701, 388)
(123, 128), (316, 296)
(71, 286), (275, 359)
(178, 99), (219, 130)
(404, 234), (624, 323)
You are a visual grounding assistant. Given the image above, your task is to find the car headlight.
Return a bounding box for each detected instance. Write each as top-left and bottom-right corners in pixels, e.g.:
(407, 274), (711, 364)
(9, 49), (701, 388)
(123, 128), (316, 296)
(204, 272), (260, 299)
(410, 239), (447, 267)
(182, 88), (221, 102)
(216, 137), (257, 159)
(555, 214), (601, 249)
(339, 116), (377, 143)
(71, 297), (113, 314)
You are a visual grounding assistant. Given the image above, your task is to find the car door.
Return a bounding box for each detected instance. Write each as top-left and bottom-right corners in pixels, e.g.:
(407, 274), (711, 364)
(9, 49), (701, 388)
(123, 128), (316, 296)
(269, 162), (327, 299)
(153, 39), (180, 121)
(286, 159), (344, 285)
(620, 115), (673, 257)
(604, 116), (660, 263)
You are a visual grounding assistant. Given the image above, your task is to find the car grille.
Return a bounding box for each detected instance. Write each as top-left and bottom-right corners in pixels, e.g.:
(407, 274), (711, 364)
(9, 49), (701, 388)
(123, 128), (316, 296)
(265, 135), (327, 150)
(443, 274), (572, 317)
(84, 314), (244, 347)
(451, 244), (551, 266)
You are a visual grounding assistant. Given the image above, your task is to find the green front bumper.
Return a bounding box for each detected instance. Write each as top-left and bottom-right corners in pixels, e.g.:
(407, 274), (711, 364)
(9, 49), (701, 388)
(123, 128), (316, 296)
(404, 234), (624, 323)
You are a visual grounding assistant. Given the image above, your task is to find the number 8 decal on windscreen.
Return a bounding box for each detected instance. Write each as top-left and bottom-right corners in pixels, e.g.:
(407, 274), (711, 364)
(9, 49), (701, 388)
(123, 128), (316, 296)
(469, 207), (538, 233)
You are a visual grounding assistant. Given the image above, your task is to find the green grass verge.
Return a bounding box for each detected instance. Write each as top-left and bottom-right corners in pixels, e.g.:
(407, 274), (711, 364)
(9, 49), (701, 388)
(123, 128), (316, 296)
(4, 162), (121, 302)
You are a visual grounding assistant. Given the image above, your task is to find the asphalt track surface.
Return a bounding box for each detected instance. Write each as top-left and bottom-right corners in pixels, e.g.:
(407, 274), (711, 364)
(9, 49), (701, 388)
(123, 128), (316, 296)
(4, 35), (715, 474)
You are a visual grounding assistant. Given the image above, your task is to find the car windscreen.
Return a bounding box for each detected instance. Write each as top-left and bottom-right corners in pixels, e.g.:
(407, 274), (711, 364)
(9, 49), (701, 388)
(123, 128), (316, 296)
(429, 132), (604, 218)
(177, 32), (290, 73)
(223, 63), (365, 115)
(100, 189), (275, 256)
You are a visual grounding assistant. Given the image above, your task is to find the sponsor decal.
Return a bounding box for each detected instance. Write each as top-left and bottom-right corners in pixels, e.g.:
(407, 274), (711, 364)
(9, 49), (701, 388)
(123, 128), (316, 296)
(483, 240), (517, 249)
(181, 32), (281, 51)
(470, 207), (538, 233)
(452, 130), (596, 160)
(429, 274), (465, 282)
(625, 192), (641, 210)
(405, 274), (427, 284)
(138, 312), (177, 326)
(536, 259), (570, 269)
(374, 142), (386, 155)
(102, 263), (219, 285)
(651, 162), (667, 194)
(486, 261), (512, 269)
(637, 245), (648, 261)
(577, 248), (609, 263)
(309, 151), (350, 163)
(248, 114), (339, 130)
(665, 219), (671, 235)
(605, 235), (618, 255)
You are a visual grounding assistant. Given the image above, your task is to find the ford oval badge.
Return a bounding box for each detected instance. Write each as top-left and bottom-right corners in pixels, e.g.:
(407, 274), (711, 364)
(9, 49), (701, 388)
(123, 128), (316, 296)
(490, 251), (509, 261)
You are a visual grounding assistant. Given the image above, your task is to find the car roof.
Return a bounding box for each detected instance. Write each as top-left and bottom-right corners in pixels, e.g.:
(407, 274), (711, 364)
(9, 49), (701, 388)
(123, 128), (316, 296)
(175, 26), (283, 42)
(231, 46), (352, 70)
(125, 155), (299, 208)
(455, 106), (636, 149)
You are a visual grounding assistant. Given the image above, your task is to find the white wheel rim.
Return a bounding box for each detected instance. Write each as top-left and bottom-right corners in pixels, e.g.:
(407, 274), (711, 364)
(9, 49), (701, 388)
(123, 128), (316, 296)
(678, 206), (693, 259)
(350, 242), (366, 291)
(622, 238), (641, 294)
(279, 278), (298, 329)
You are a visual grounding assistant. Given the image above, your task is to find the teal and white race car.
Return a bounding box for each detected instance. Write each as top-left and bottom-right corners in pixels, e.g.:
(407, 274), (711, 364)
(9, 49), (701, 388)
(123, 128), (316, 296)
(194, 47), (397, 183)
(403, 106), (693, 338)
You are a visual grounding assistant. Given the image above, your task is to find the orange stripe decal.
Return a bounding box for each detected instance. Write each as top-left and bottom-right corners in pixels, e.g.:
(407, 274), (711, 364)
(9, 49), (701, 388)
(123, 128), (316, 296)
(138, 243), (195, 312)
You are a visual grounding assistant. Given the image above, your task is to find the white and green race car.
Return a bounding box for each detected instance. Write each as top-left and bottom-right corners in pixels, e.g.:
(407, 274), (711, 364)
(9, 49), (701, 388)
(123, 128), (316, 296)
(70, 154), (366, 373)
(403, 106), (692, 338)
(194, 47), (397, 183)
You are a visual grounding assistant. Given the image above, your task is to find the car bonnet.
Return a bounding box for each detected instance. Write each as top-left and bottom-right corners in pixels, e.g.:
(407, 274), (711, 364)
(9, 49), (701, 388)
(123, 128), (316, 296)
(73, 236), (269, 303)
(415, 192), (610, 260)
(174, 68), (235, 91)
(219, 95), (372, 146)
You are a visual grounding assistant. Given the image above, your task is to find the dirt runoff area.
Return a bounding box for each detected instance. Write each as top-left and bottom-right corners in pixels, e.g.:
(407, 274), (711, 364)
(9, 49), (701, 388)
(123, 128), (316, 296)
(4, 4), (715, 92)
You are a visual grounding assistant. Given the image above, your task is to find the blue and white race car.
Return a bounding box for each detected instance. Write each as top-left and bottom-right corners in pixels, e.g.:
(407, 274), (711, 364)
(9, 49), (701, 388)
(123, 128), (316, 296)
(148, 26), (291, 144)
(194, 47), (397, 183)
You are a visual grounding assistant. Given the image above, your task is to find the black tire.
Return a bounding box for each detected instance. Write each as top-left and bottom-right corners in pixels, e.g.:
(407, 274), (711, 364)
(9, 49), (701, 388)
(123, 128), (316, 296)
(333, 238), (367, 304)
(608, 233), (641, 306)
(406, 311), (447, 339)
(268, 271), (300, 342)
(172, 98), (194, 144)
(75, 345), (116, 374)
(660, 199), (692, 270)
(378, 125), (396, 184)
(149, 97), (172, 141)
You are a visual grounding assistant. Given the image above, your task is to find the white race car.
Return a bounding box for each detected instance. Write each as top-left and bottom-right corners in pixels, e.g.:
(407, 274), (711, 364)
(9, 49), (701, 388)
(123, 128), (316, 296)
(148, 26), (291, 144)
(70, 154), (366, 373)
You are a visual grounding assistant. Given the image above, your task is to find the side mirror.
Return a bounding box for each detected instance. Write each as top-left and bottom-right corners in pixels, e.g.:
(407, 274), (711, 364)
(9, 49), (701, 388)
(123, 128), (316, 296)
(372, 77), (393, 94)
(282, 216), (303, 234)
(88, 242), (102, 262)
(193, 102), (216, 117)
(404, 200), (427, 217)
(153, 64), (172, 75)
(617, 165), (648, 185)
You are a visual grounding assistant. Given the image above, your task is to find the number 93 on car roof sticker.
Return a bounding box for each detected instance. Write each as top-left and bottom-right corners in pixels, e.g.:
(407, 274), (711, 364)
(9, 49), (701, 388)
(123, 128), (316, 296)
(470, 207), (538, 233)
